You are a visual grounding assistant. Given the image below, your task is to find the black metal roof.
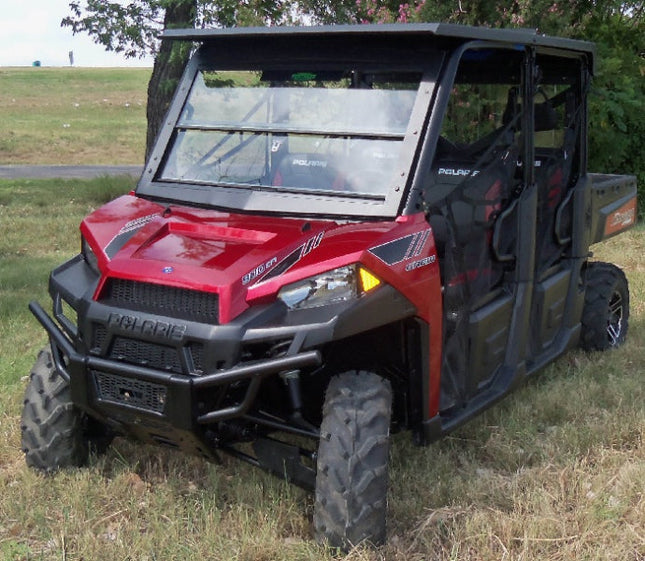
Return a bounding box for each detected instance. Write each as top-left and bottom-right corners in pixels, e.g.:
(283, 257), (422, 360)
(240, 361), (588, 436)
(162, 22), (595, 60)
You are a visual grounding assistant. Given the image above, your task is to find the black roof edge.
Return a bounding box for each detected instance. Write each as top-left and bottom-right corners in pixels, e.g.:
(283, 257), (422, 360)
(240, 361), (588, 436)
(161, 23), (594, 59)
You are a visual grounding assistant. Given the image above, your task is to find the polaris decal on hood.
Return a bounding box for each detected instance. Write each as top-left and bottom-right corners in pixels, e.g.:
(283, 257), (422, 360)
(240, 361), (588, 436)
(105, 213), (158, 259)
(369, 229), (431, 266)
(249, 232), (325, 285)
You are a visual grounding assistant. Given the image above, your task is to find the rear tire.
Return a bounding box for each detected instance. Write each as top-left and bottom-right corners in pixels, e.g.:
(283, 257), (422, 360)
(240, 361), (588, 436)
(314, 370), (392, 549)
(580, 262), (629, 351)
(21, 347), (111, 471)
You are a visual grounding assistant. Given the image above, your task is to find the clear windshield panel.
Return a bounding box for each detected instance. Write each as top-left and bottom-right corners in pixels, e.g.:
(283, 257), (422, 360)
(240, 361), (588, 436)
(158, 70), (422, 197)
(161, 131), (403, 195)
(178, 71), (418, 135)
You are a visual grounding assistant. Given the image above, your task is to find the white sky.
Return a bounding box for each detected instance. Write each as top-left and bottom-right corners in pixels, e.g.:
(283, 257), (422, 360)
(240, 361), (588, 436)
(0, 0), (154, 67)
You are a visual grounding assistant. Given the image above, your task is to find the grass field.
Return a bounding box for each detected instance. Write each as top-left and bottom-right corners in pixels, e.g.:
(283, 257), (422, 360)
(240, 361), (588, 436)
(0, 178), (643, 560)
(0, 68), (643, 560)
(0, 67), (149, 165)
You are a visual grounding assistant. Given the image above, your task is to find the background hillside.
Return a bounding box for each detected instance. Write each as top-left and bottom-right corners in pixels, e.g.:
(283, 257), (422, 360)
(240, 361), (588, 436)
(0, 67), (149, 165)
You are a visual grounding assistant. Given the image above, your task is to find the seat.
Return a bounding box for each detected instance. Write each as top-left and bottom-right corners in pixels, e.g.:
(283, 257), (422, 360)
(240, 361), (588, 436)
(272, 153), (342, 191)
(428, 142), (519, 296)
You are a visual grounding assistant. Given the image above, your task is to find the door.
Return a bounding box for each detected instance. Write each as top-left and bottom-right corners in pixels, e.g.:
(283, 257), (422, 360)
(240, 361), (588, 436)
(423, 46), (528, 411)
(529, 54), (586, 357)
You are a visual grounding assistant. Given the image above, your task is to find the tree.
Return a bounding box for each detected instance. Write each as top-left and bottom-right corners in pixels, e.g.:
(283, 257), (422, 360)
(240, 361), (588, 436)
(62, 0), (294, 160)
(144, 1), (195, 158)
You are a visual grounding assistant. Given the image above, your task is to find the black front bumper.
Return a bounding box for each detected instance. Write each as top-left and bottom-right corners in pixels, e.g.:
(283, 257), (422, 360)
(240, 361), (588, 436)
(31, 298), (321, 425)
(31, 294), (322, 458)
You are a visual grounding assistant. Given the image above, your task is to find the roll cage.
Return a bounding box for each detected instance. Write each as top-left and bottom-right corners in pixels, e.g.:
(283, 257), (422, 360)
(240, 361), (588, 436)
(136, 24), (594, 221)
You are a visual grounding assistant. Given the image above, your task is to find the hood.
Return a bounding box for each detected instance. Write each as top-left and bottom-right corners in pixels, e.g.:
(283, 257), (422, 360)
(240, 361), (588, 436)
(81, 195), (432, 323)
(81, 195), (438, 323)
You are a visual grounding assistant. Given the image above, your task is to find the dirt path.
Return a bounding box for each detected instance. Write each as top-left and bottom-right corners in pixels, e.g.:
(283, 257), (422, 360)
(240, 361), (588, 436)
(0, 165), (143, 180)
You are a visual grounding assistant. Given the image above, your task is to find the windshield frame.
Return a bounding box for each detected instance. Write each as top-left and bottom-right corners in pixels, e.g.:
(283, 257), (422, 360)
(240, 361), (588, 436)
(136, 45), (444, 219)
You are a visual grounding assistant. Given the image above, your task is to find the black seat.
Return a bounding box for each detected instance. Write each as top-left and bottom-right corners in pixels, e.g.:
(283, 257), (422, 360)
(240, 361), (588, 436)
(272, 153), (342, 191)
(428, 142), (519, 299)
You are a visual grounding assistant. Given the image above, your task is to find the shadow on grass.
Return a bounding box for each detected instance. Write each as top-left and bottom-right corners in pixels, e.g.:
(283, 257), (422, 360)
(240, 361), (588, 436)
(0, 176), (135, 208)
(0, 256), (56, 317)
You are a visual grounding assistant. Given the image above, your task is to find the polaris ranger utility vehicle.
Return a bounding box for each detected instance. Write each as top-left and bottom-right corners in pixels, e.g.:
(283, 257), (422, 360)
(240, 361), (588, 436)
(22, 23), (637, 548)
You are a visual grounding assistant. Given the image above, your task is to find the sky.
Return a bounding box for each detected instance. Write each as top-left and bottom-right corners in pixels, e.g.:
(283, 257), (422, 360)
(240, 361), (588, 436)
(0, 0), (154, 67)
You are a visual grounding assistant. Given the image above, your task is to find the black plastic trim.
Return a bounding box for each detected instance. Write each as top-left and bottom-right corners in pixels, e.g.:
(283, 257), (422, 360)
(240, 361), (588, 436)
(30, 299), (321, 422)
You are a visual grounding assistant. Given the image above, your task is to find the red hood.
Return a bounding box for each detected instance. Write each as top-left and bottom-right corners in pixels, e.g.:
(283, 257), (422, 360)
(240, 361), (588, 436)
(81, 195), (437, 323)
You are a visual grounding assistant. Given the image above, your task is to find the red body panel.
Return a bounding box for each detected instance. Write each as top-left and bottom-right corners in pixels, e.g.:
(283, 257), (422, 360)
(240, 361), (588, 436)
(81, 195), (443, 416)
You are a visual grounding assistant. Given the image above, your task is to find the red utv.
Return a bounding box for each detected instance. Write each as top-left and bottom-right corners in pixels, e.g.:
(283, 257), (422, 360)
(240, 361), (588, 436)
(22, 24), (637, 548)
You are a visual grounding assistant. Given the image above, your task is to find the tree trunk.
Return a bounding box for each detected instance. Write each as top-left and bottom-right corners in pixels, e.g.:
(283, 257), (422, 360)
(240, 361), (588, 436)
(145, 0), (197, 161)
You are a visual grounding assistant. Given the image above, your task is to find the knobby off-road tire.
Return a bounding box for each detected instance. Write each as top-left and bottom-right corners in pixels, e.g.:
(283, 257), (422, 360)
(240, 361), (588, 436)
(314, 370), (392, 549)
(21, 347), (109, 471)
(580, 262), (629, 351)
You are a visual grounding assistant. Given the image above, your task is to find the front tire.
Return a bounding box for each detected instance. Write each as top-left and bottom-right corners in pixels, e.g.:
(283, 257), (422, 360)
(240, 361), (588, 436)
(580, 262), (629, 351)
(314, 370), (392, 549)
(21, 347), (110, 471)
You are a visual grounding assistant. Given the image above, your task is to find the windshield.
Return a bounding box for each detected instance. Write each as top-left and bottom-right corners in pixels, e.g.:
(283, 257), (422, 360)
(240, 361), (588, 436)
(158, 69), (422, 198)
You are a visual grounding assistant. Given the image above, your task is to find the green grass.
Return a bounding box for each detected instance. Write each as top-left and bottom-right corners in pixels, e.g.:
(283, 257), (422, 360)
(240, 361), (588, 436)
(0, 177), (133, 387)
(0, 177), (643, 560)
(0, 67), (149, 165)
(0, 66), (641, 560)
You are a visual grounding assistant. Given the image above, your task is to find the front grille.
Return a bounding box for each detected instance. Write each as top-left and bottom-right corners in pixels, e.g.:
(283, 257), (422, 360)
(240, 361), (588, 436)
(93, 324), (108, 350)
(91, 325), (204, 375)
(101, 278), (219, 325)
(189, 342), (204, 374)
(111, 337), (183, 373)
(94, 371), (167, 413)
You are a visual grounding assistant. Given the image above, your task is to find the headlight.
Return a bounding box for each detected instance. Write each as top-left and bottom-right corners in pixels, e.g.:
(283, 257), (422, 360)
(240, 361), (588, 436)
(81, 236), (100, 275)
(278, 264), (381, 310)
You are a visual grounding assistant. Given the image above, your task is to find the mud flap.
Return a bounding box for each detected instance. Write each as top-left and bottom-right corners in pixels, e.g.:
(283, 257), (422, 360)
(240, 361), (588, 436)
(253, 437), (316, 491)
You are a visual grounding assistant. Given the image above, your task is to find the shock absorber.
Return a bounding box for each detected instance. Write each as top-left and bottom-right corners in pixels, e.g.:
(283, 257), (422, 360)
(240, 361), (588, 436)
(281, 369), (315, 431)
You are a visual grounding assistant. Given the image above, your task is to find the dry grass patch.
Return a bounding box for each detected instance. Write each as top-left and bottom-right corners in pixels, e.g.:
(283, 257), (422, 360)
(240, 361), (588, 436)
(0, 179), (643, 560)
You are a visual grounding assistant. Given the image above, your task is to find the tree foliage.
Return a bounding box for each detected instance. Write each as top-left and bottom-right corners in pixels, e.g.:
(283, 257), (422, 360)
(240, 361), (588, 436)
(63, 0), (643, 210)
(583, 12), (644, 211)
(300, 0), (644, 211)
(62, 1), (165, 59)
(61, 0), (294, 58)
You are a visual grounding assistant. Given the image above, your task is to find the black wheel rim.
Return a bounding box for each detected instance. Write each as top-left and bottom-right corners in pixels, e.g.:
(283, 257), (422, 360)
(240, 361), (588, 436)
(607, 289), (624, 346)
